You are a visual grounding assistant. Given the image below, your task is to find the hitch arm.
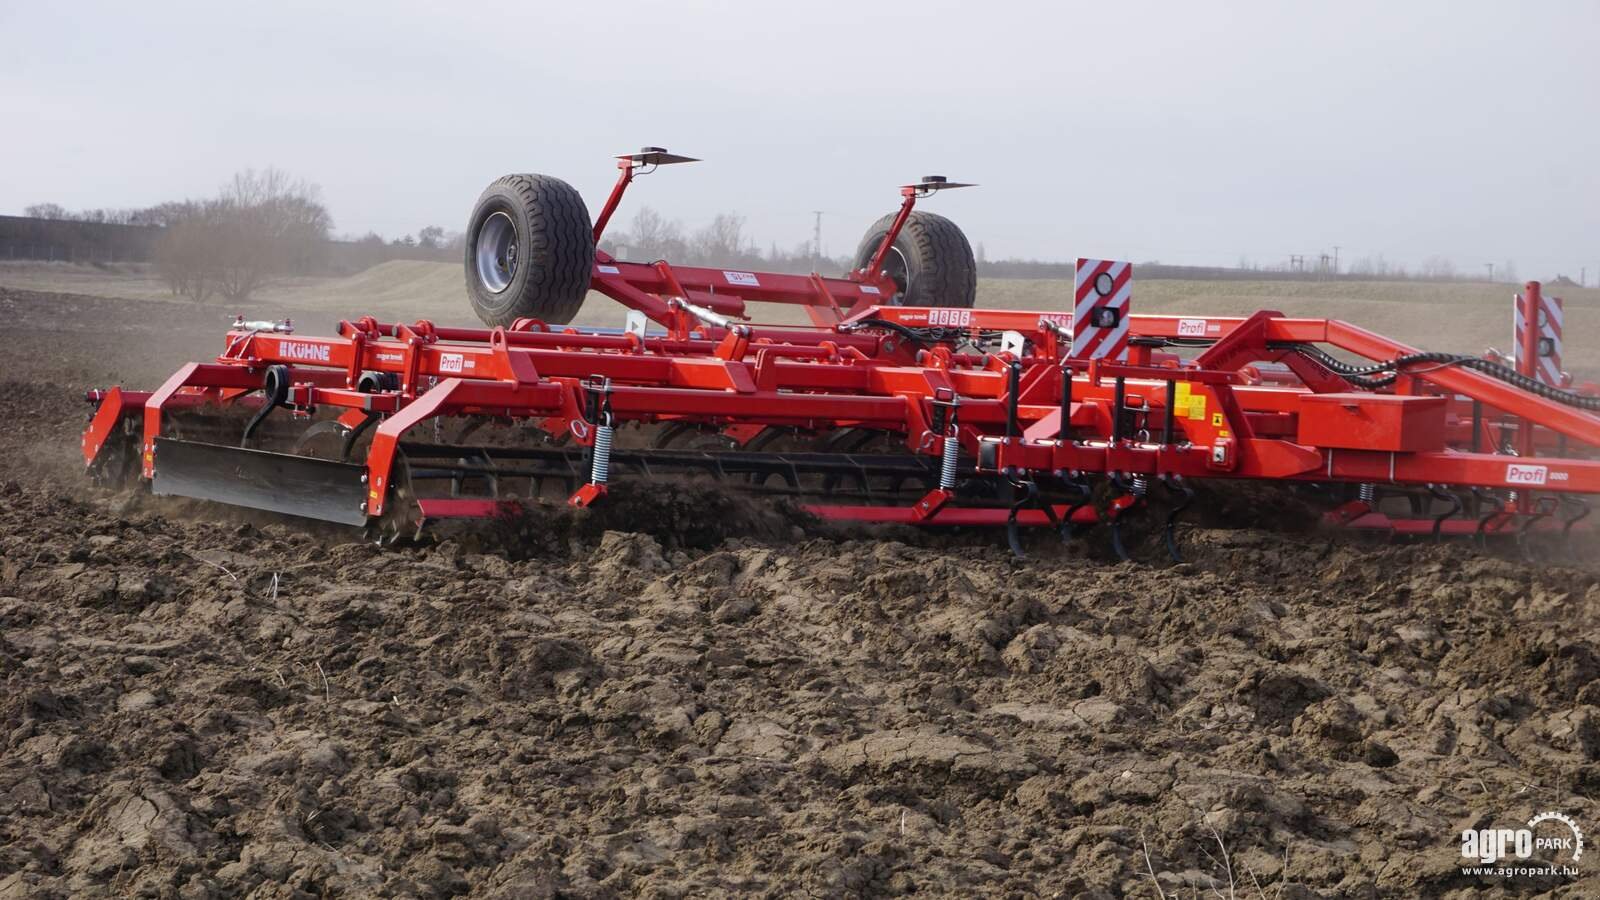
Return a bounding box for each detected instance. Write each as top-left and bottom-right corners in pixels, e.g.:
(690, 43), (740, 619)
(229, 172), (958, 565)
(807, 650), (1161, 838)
(861, 188), (917, 282)
(592, 160), (634, 244)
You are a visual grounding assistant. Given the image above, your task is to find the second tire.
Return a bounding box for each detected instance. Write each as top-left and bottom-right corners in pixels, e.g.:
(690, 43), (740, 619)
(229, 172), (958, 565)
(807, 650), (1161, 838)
(852, 211), (977, 308)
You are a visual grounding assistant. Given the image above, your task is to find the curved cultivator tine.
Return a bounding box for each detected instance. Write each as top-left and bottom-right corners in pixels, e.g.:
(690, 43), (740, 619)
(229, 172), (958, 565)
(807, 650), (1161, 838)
(1108, 519), (1130, 562)
(1560, 497), (1591, 559)
(1105, 473), (1145, 562)
(1473, 489), (1507, 549)
(240, 365), (291, 449)
(1005, 479), (1062, 559)
(1057, 476), (1095, 545)
(1517, 496), (1562, 562)
(1428, 485), (1464, 543)
(1006, 481), (1030, 559)
(1161, 475), (1195, 563)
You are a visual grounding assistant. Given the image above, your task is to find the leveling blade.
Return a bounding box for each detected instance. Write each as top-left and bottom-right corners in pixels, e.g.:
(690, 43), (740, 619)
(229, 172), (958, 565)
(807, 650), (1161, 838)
(151, 438), (370, 526)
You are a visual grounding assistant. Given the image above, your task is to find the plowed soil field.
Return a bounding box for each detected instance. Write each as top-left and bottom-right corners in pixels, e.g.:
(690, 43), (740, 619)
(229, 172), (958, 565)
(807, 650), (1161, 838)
(2, 287), (1597, 898)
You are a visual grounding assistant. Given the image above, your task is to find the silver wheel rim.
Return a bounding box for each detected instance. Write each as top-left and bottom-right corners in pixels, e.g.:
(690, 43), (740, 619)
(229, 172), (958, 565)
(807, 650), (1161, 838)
(475, 211), (518, 293)
(879, 246), (910, 304)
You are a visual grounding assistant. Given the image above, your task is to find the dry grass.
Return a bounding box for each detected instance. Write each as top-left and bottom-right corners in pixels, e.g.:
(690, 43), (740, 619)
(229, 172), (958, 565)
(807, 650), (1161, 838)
(4, 260), (1595, 374)
(977, 277), (1600, 373)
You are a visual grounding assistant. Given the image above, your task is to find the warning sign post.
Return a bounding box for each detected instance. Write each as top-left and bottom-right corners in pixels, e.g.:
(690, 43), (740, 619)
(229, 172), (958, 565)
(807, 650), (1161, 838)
(1071, 259), (1132, 361)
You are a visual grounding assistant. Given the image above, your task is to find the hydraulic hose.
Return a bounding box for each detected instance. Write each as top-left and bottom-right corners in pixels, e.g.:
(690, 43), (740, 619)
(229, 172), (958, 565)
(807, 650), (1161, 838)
(843, 318), (1006, 351)
(1277, 344), (1600, 412)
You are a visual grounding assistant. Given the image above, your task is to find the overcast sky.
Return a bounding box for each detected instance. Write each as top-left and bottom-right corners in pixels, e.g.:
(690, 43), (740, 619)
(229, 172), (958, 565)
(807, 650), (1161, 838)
(3, 0), (1597, 278)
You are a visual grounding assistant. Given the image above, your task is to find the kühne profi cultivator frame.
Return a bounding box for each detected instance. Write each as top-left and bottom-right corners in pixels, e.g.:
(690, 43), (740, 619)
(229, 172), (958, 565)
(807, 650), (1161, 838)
(83, 148), (1600, 560)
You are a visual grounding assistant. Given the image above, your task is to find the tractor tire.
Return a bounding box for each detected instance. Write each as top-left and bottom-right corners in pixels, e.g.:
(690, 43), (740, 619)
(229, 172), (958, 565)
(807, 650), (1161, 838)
(851, 211), (976, 308)
(465, 174), (594, 326)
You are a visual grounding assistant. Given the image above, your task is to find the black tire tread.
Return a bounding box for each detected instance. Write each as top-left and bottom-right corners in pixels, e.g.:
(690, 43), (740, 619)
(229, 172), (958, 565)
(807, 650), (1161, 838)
(465, 174), (594, 326)
(853, 210), (976, 308)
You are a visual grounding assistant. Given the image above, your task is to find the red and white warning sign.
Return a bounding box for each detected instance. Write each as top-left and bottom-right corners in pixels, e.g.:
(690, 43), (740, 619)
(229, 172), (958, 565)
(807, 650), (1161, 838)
(1514, 288), (1564, 386)
(1072, 258), (1132, 360)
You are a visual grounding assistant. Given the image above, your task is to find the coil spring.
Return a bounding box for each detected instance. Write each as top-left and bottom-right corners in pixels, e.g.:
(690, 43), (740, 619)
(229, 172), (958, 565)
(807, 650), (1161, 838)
(1130, 474), (1149, 497)
(591, 423), (614, 485)
(1358, 483), (1376, 504)
(939, 434), (959, 490)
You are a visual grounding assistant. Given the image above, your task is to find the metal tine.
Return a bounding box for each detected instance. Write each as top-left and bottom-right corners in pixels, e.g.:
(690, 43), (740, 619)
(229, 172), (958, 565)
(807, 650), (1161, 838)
(1161, 474), (1195, 563)
(1006, 479), (1033, 559)
(1057, 475), (1095, 545)
(1473, 489), (1506, 549)
(1109, 521), (1132, 562)
(1427, 485), (1463, 543)
(1107, 473), (1135, 562)
(1560, 496), (1591, 560)
(1517, 496), (1562, 562)
(240, 365), (290, 448)
(1005, 479), (1060, 560)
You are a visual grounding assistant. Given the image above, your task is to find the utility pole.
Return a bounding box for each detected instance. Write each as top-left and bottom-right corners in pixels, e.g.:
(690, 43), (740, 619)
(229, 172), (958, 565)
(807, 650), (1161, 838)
(1332, 245), (1340, 276)
(811, 211), (824, 265)
(1485, 262), (1495, 283)
(1581, 266), (1587, 288)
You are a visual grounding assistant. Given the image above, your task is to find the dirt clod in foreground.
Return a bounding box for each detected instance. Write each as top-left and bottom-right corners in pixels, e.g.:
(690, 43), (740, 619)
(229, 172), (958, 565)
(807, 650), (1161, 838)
(2, 286), (1598, 897)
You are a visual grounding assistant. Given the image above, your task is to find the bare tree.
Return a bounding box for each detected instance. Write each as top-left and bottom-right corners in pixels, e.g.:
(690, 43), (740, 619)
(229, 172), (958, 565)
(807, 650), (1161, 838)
(212, 169), (332, 302)
(136, 202), (204, 228)
(600, 207), (850, 274)
(23, 203), (70, 220)
(154, 202), (221, 303)
(615, 206), (686, 262)
(1420, 255), (1457, 279)
(416, 225), (446, 249)
(153, 168), (331, 303)
(24, 202), (159, 224)
(692, 212), (753, 266)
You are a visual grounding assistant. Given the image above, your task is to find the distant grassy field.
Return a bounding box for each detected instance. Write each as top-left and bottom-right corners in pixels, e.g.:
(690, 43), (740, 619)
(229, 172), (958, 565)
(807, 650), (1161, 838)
(979, 278), (1600, 374)
(4, 260), (1595, 374)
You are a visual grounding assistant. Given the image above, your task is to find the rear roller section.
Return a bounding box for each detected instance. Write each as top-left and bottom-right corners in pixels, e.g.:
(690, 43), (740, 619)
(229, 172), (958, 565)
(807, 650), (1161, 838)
(369, 452), (423, 546)
(465, 174), (595, 326)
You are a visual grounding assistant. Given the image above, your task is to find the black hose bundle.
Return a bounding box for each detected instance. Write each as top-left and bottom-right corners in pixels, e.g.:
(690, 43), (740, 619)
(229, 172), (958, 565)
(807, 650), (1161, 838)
(1277, 343), (1600, 412)
(842, 317), (927, 346)
(844, 318), (1006, 351)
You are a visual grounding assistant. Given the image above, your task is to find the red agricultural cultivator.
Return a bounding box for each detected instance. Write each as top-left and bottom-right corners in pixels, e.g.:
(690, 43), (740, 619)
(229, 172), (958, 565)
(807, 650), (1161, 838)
(83, 149), (1600, 560)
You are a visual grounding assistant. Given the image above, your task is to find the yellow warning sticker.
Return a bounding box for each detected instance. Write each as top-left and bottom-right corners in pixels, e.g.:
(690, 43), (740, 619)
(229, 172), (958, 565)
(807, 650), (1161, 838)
(1211, 412), (1224, 427)
(1174, 382), (1208, 421)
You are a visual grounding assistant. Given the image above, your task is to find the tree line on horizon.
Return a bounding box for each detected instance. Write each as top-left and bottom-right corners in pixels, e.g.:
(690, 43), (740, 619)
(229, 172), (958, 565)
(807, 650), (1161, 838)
(22, 190), (1547, 296)
(23, 175), (457, 303)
